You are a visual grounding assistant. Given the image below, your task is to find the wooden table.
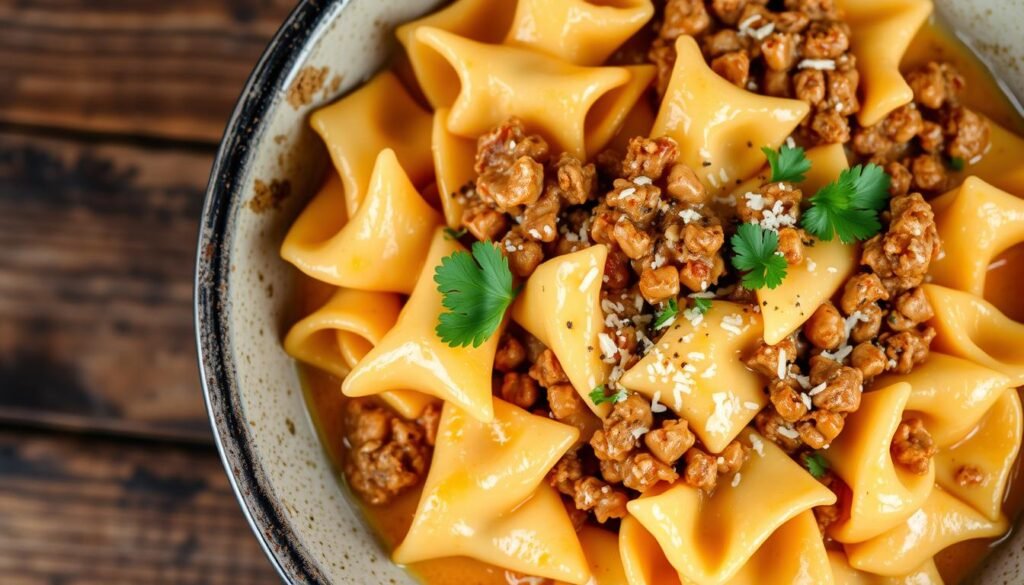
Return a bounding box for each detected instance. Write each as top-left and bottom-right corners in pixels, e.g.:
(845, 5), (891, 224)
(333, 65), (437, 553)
(0, 1), (299, 582)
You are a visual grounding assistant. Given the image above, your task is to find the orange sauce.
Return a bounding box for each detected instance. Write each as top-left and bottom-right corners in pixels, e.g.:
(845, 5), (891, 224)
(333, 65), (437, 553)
(293, 17), (1024, 585)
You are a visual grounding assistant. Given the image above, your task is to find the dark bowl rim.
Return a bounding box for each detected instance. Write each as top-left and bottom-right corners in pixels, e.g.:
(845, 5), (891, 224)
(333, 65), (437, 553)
(193, 0), (346, 582)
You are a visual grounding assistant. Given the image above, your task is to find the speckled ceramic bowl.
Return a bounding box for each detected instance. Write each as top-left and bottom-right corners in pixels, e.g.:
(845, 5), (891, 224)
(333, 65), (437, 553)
(194, 1), (1024, 583)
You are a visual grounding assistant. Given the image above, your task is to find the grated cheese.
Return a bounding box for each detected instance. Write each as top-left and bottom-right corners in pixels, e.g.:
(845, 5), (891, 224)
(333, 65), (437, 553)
(806, 258), (817, 272)
(777, 425), (800, 439)
(731, 472), (742, 488)
(679, 208), (703, 224)
(634, 176), (653, 186)
(776, 348), (787, 379)
(749, 434), (765, 457)
(687, 352), (706, 361)
(798, 58), (836, 71)
(631, 426), (649, 440)
(579, 267), (599, 292)
(598, 332), (619, 362)
(808, 382), (827, 396)
(786, 137), (796, 149)
(800, 393), (813, 410)
(618, 187), (637, 199)
(651, 391), (668, 414)
(701, 363), (718, 379)
(721, 313), (744, 335)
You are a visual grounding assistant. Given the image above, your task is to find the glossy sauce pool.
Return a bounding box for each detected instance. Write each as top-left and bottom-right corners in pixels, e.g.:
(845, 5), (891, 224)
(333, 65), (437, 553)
(295, 18), (1024, 585)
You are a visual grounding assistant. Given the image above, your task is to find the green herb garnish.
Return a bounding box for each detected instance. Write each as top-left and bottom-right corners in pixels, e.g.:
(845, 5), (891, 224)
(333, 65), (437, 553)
(434, 241), (519, 347)
(731, 223), (788, 290)
(653, 298), (679, 330)
(443, 226), (468, 241)
(801, 163), (891, 244)
(762, 143), (811, 184)
(589, 385), (627, 406)
(803, 452), (830, 479)
(948, 156), (966, 171)
(693, 297), (712, 314)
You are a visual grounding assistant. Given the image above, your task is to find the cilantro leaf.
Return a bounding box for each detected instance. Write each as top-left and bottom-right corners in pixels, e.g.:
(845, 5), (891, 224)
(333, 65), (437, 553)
(443, 226), (467, 241)
(948, 156), (965, 172)
(653, 298), (679, 330)
(589, 385), (626, 406)
(801, 164), (891, 244)
(762, 143), (811, 183)
(434, 241), (519, 347)
(730, 223), (788, 290)
(692, 297), (712, 315)
(803, 452), (830, 479)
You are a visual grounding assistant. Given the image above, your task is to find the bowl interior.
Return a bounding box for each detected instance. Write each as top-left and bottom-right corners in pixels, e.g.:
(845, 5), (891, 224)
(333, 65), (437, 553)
(197, 0), (1024, 583)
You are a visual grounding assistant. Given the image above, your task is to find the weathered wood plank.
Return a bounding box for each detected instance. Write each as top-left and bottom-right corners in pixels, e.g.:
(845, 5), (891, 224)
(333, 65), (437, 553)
(0, 428), (279, 584)
(0, 130), (213, 441)
(0, 0), (297, 142)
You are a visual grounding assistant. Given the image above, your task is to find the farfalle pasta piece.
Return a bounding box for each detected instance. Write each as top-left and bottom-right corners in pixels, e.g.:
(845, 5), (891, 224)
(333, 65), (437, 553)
(651, 36), (809, 194)
(923, 284), (1024, 386)
(309, 71), (434, 215)
(844, 486), (1008, 576)
(282, 149), (441, 293)
(824, 382), (935, 544)
(281, 171), (347, 271)
(620, 302), (766, 453)
(757, 237), (857, 345)
(505, 0), (654, 66)
(954, 117), (1024, 197)
(836, 0), (933, 126)
(342, 228), (500, 423)
(395, 0), (518, 108)
(626, 430), (835, 585)
(393, 399), (588, 584)
(511, 245), (612, 417)
(873, 353), (1010, 448)
(619, 511), (832, 585)
(827, 551), (943, 585)
(934, 389), (1022, 521)
(586, 65), (657, 158)
(929, 177), (1024, 297)
(555, 526), (627, 585)
(413, 27), (639, 159)
(431, 108), (476, 228)
(283, 287), (435, 419)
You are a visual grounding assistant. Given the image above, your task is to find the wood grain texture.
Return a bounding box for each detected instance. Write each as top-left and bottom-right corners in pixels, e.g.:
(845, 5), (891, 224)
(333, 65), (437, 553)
(0, 428), (279, 584)
(0, 0), (297, 142)
(0, 130), (213, 441)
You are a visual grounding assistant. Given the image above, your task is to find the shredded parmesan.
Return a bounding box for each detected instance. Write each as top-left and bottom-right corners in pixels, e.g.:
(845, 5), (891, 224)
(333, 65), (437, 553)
(786, 137), (796, 149)
(731, 472), (742, 487)
(749, 434), (765, 457)
(707, 392), (741, 436)
(798, 58), (836, 71)
(527, 228), (542, 239)
(679, 208), (703, 224)
(683, 306), (705, 327)
(618, 186), (637, 199)
(598, 332), (618, 362)
(701, 363), (718, 379)
(721, 313), (744, 335)
(579, 267), (599, 292)
(800, 393), (813, 410)
(631, 426), (649, 440)
(806, 258), (817, 272)
(651, 391), (668, 414)
(777, 425), (800, 439)
(808, 382), (827, 396)
(634, 176), (653, 186)
(776, 348), (787, 379)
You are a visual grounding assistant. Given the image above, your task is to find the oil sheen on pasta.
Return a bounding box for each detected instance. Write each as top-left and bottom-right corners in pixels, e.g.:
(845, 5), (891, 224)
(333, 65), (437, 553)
(293, 17), (1024, 585)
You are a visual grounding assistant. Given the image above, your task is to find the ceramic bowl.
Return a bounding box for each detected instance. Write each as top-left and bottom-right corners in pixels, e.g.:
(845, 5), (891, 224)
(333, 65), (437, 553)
(194, 1), (1024, 583)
